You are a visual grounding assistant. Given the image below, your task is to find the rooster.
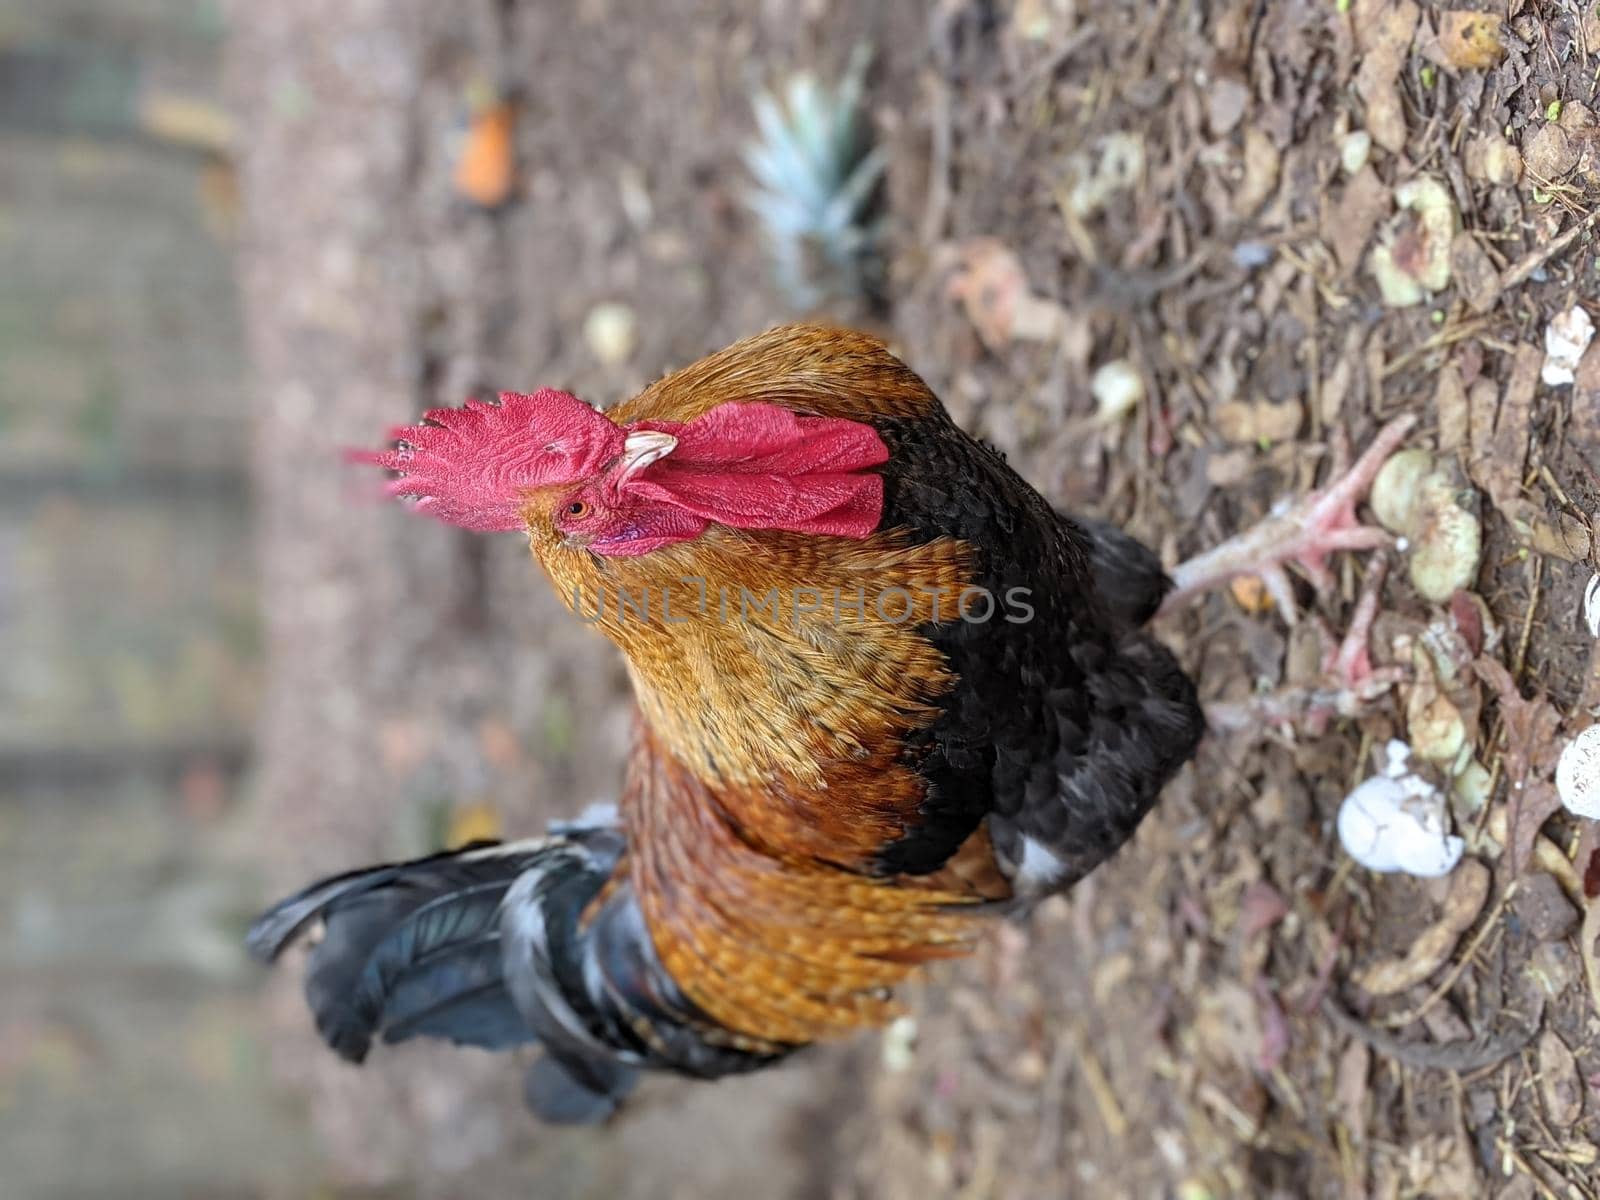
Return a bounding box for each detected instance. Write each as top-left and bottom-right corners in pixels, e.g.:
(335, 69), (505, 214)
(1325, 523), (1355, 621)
(250, 324), (1400, 1122)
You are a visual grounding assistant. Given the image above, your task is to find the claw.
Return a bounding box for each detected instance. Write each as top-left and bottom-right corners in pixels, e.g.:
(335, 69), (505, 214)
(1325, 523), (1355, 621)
(1207, 553), (1406, 737)
(1324, 554), (1389, 688)
(1159, 415), (1416, 622)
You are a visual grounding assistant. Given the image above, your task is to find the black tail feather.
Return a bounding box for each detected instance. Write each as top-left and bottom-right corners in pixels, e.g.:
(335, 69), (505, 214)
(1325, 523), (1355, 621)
(523, 1052), (639, 1125)
(244, 839), (505, 963)
(247, 841), (557, 1062)
(251, 824), (788, 1122)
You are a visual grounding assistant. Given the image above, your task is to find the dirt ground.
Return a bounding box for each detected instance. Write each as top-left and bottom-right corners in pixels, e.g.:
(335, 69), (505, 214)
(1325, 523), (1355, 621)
(232, 1), (1600, 1197)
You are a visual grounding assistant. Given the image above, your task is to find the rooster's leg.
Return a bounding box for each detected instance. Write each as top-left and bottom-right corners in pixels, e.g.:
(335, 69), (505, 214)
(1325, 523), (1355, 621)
(1157, 415), (1416, 622)
(1319, 552), (1390, 690)
(1202, 553), (1408, 736)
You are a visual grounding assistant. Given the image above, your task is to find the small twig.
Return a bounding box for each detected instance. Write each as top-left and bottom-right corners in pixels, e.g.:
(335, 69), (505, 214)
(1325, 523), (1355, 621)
(1030, 1033), (1073, 1168)
(1583, 896), (1600, 1023)
(1471, 749), (1503, 844)
(1507, 1145), (1569, 1200)
(1537, 464), (1580, 516)
(1010, 25), (1097, 94)
(1320, 998), (1535, 1073)
(1382, 316), (1495, 379)
(1072, 1027), (1128, 1138)
(1497, 208), (1600, 294)
(1377, 884), (1516, 1029)
(918, 72), (952, 246)
(1513, 555), (1544, 680)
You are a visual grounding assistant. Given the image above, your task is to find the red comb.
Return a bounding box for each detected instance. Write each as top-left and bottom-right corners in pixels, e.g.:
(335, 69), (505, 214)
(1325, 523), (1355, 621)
(619, 402), (887, 539)
(357, 389), (623, 531)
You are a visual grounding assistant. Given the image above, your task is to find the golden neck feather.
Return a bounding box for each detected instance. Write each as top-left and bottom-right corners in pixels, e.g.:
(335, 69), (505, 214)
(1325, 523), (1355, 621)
(526, 524), (997, 1044)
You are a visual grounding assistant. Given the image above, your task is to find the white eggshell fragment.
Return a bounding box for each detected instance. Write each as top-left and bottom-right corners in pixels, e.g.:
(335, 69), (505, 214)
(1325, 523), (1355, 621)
(1090, 359), (1144, 422)
(1340, 130), (1372, 175)
(1583, 573), (1600, 639)
(880, 1015), (918, 1072)
(1556, 724), (1600, 820)
(1542, 305), (1595, 387)
(1337, 741), (1465, 877)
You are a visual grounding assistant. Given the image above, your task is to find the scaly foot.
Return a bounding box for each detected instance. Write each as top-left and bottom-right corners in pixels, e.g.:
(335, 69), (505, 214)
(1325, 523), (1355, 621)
(1158, 415), (1416, 622)
(1204, 554), (1407, 736)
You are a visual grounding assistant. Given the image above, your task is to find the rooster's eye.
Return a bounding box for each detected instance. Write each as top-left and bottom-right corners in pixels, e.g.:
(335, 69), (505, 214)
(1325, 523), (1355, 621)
(566, 501), (590, 519)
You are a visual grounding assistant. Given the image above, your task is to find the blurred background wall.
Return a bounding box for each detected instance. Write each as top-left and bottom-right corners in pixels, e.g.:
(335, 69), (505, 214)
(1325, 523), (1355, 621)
(0, 1), (877, 1195)
(0, 0), (316, 1195)
(0, 0), (324, 1192)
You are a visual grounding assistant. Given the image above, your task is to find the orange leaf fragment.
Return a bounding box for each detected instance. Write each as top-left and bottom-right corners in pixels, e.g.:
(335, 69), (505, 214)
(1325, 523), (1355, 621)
(1439, 11), (1505, 70)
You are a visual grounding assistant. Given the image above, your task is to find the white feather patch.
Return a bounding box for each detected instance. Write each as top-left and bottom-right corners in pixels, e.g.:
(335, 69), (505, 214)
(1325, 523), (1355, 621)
(1015, 836), (1067, 890)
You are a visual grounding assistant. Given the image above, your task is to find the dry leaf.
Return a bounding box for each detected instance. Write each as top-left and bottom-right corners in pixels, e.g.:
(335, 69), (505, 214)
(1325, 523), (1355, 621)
(1328, 165), (1391, 276)
(1536, 1030), (1584, 1127)
(1510, 873), (1579, 941)
(1529, 513), (1593, 562)
(1435, 362), (1469, 452)
(1470, 345), (1540, 517)
(1320, 326), (1366, 425)
(1207, 75), (1251, 137)
(1569, 102), (1600, 188)
(1450, 233), (1499, 314)
(947, 238), (1067, 351)
(1466, 376), (1499, 471)
(1214, 399), (1304, 445)
(1205, 447), (1256, 486)
(1523, 123), (1577, 179)
(1400, 1134), (1480, 1198)
(1354, 0), (1421, 154)
(1354, 859), (1490, 994)
(1239, 880), (1289, 941)
(1234, 127), (1280, 216)
(1333, 1040), (1371, 1140)
(1253, 977), (1290, 1073)
(453, 99), (518, 208)
(1419, 1001), (1473, 1043)
(1463, 134), (1522, 185)
(1438, 11), (1505, 70)
(1476, 656), (1565, 876)
(1573, 343), (1600, 477)
(1194, 981), (1267, 1074)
